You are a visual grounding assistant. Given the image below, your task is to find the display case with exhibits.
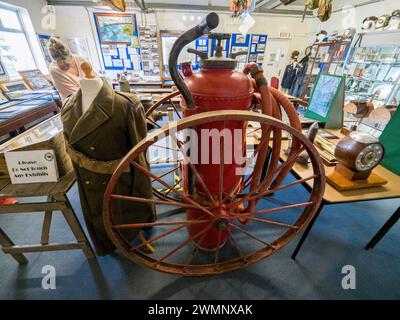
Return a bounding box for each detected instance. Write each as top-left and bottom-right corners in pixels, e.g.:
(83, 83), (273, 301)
(342, 44), (400, 136)
(343, 45), (400, 108)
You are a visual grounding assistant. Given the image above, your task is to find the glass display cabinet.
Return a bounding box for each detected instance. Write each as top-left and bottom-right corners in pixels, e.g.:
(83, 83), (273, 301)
(341, 43), (400, 137)
(343, 45), (400, 108)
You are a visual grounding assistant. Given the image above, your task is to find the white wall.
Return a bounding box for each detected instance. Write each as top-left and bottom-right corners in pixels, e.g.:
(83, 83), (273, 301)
(2, 2), (314, 77)
(157, 11), (312, 63)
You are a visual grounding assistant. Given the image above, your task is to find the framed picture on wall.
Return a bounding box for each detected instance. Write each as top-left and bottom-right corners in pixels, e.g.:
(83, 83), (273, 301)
(95, 13), (136, 44)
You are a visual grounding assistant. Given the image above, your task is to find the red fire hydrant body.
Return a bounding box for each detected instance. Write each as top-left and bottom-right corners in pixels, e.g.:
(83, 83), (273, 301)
(180, 37), (254, 251)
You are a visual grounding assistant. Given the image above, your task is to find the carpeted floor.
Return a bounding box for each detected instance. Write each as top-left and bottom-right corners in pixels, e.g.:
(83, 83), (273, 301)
(0, 175), (399, 300)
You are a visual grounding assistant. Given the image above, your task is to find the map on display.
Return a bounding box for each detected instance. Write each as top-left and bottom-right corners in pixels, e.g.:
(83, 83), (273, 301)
(305, 73), (345, 129)
(307, 74), (343, 118)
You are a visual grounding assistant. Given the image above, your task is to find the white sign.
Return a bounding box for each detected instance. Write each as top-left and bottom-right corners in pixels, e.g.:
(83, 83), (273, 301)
(5, 150), (59, 184)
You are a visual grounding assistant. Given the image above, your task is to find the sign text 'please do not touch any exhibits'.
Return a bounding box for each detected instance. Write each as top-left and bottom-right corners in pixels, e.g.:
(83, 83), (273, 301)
(5, 150), (59, 184)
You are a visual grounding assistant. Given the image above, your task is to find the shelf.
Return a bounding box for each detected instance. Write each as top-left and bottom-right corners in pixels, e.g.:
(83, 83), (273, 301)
(350, 61), (400, 66)
(346, 76), (397, 85)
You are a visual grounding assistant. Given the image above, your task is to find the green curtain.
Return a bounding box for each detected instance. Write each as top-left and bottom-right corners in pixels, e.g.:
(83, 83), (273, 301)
(380, 106), (400, 176)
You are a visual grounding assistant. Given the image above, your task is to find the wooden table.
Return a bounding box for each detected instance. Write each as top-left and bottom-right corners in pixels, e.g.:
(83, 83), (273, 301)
(0, 101), (60, 138)
(0, 171), (95, 264)
(278, 130), (400, 258)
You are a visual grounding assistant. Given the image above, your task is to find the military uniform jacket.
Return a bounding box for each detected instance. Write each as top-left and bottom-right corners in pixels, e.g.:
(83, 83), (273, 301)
(61, 80), (155, 256)
(281, 63), (298, 89)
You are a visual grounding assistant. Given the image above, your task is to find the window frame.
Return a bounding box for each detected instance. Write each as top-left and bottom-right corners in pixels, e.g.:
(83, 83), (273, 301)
(0, 3), (39, 79)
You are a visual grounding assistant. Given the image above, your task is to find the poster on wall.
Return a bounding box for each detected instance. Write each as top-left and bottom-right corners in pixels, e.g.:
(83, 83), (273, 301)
(139, 25), (161, 81)
(94, 13), (141, 71)
(230, 33), (250, 70)
(248, 34), (268, 67)
(65, 37), (92, 63)
(37, 34), (53, 66)
(95, 13), (136, 44)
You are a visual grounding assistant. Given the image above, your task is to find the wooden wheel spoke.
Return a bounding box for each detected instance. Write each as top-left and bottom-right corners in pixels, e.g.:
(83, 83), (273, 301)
(254, 201), (313, 215)
(251, 145), (306, 196)
(152, 144), (180, 153)
(169, 99), (182, 119)
(132, 161), (215, 218)
(244, 129), (271, 187)
(246, 127), (261, 137)
(183, 228), (210, 268)
(148, 117), (162, 129)
(112, 219), (210, 229)
(111, 194), (198, 210)
(156, 225), (213, 264)
(130, 213), (209, 252)
(151, 166), (179, 182)
(130, 224), (185, 251)
(237, 216), (298, 229)
(175, 139), (218, 207)
(165, 178), (182, 197)
(184, 246), (199, 268)
(271, 146), (306, 181)
(227, 175), (317, 209)
(229, 223), (275, 249)
(228, 234), (246, 263)
(219, 138), (224, 206)
(214, 230), (223, 265)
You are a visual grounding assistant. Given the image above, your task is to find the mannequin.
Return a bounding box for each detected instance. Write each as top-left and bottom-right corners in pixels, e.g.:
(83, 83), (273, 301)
(281, 50), (300, 93)
(61, 64), (156, 256)
(290, 46), (312, 98)
(80, 62), (103, 114)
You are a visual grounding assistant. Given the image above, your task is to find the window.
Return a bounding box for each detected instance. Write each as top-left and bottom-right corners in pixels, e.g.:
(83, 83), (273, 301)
(0, 5), (37, 78)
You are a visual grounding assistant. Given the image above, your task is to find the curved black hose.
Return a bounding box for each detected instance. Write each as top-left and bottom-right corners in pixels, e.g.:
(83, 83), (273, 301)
(168, 12), (219, 109)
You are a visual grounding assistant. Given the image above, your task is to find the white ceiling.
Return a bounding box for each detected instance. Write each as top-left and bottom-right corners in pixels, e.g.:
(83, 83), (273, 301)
(47, 0), (386, 14)
(47, 0), (308, 13)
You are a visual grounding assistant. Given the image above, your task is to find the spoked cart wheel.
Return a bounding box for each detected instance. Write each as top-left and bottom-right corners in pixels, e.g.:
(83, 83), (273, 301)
(104, 110), (325, 276)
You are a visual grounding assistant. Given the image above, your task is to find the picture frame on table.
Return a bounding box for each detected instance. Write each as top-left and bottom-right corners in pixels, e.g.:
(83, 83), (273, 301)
(0, 91), (9, 104)
(0, 57), (10, 82)
(0, 80), (30, 100)
(18, 69), (52, 91)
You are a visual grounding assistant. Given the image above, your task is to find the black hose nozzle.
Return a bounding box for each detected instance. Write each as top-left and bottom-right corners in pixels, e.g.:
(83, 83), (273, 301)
(168, 12), (219, 109)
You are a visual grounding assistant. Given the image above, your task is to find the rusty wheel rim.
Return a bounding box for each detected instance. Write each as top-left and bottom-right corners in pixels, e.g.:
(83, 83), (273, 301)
(104, 111), (325, 276)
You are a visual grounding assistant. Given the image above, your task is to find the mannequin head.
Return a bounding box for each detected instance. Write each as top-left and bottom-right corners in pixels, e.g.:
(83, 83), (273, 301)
(48, 38), (73, 71)
(81, 62), (96, 79)
(291, 50), (300, 60)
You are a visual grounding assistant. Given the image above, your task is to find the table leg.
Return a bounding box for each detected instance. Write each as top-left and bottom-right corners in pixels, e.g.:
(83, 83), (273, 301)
(291, 200), (326, 260)
(260, 146), (272, 182)
(56, 194), (95, 259)
(365, 206), (400, 250)
(41, 212), (53, 245)
(0, 228), (28, 264)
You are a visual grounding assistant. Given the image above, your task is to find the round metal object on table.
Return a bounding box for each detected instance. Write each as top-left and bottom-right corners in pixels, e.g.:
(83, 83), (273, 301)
(335, 131), (385, 173)
(103, 110), (326, 276)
